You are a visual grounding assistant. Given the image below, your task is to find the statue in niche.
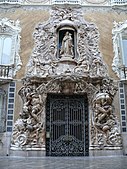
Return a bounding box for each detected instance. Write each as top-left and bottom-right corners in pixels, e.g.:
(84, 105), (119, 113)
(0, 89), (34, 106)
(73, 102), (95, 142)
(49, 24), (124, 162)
(60, 31), (74, 58)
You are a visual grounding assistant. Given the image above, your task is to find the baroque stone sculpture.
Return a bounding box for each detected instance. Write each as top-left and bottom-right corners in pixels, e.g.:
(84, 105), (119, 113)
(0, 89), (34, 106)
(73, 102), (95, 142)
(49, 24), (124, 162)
(91, 92), (121, 148)
(26, 6), (107, 78)
(11, 6), (122, 151)
(60, 31), (74, 57)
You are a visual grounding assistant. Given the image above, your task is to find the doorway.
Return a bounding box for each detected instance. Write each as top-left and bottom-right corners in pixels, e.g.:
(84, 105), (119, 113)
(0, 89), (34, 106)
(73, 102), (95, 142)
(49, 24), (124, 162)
(46, 94), (89, 156)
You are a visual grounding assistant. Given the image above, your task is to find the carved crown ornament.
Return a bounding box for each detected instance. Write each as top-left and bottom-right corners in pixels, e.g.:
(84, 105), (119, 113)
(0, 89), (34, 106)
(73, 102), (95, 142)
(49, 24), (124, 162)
(11, 7), (122, 151)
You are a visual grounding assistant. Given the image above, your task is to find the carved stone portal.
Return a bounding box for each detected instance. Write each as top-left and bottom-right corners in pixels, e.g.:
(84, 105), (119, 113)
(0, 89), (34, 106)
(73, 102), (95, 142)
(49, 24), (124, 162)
(11, 7), (122, 152)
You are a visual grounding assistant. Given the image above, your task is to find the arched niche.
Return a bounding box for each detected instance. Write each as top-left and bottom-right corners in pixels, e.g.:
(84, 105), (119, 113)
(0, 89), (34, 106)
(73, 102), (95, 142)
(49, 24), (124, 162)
(56, 21), (78, 59)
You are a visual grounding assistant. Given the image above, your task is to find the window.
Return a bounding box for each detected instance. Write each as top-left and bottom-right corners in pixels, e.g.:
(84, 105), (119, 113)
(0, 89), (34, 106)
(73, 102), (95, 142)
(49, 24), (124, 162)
(0, 18), (22, 78)
(119, 83), (127, 133)
(121, 33), (127, 67)
(6, 82), (15, 132)
(112, 20), (127, 80)
(0, 89), (7, 132)
(0, 36), (13, 65)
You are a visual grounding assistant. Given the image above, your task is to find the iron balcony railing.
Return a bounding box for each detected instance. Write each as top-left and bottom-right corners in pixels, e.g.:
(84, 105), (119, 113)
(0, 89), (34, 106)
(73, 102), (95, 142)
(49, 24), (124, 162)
(111, 0), (127, 5)
(0, 65), (13, 79)
(0, 0), (21, 3)
(52, 0), (81, 4)
(121, 66), (127, 80)
(0, 0), (127, 8)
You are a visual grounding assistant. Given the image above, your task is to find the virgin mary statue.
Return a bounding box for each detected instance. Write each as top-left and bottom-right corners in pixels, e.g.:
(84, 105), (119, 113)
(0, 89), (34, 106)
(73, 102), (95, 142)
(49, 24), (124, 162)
(60, 31), (74, 57)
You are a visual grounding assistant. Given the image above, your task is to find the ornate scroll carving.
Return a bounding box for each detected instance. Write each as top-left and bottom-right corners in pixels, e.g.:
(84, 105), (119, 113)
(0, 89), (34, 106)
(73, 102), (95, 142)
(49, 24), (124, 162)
(11, 80), (46, 149)
(91, 79), (122, 149)
(26, 7), (107, 79)
(11, 76), (99, 150)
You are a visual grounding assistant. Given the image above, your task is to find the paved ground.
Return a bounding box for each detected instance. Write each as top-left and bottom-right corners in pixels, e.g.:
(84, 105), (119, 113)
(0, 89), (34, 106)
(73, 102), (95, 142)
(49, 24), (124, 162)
(0, 156), (127, 169)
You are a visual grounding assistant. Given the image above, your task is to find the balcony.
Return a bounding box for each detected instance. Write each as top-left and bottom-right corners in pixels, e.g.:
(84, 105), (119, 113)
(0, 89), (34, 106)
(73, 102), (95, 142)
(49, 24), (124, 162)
(111, 0), (127, 6)
(0, 65), (14, 80)
(0, 0), (111, 5)
(120, 66), (127, 81)
(0, 0), (126, 9)
(0, 0), (22, 4)
(52, 0), (81, 4)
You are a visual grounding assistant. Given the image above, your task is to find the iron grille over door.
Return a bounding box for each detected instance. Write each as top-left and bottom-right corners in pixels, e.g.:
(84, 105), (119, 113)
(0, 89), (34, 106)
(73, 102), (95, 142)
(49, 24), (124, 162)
(46, 94), (89, 156)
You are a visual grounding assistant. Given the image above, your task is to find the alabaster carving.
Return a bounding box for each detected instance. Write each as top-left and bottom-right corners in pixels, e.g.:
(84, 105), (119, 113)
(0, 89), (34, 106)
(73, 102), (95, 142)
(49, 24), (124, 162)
(90, 78), (122, 148)
(60, 31), (74, 58)
(11, 7), (122, 151)
(27, 6), (107, 79)
(11, 76), (98, 149)
(91, 92), (122, 148)
(11, 80), (46, 149)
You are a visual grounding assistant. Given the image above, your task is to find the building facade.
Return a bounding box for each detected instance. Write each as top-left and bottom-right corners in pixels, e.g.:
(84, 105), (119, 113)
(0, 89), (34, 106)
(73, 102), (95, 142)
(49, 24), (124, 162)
(0, 0), (127, 157)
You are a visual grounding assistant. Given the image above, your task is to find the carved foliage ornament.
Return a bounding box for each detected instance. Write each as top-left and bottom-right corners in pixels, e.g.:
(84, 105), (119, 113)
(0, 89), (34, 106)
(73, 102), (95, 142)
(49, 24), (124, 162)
(26, 7), (107, 79)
